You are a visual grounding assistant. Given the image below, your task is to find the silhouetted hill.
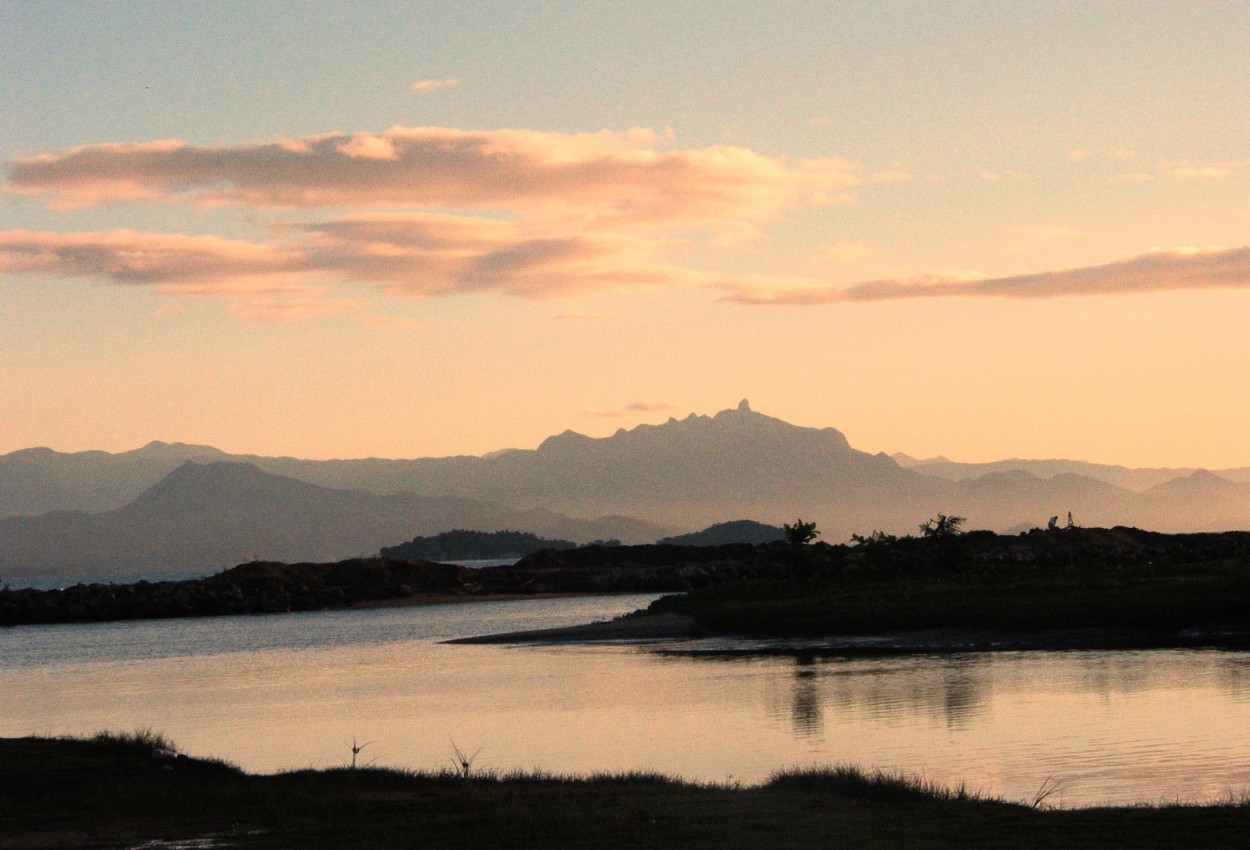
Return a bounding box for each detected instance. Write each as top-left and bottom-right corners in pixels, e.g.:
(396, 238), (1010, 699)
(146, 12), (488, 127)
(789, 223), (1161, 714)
(380, 529), (578, 561)
(659, 520), (785, 546)
(0, 462), (671, 583)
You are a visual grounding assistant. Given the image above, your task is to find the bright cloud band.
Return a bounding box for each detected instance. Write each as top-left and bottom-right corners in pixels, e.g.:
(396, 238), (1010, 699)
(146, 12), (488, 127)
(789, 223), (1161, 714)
(4, 124), (1248, 319)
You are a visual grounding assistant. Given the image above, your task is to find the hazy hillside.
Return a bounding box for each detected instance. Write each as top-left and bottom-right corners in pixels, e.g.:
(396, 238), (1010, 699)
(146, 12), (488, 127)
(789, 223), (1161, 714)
(892, 453), (1250, 492)
(0, 462), (672, 583)
(0, 442), (231, 517)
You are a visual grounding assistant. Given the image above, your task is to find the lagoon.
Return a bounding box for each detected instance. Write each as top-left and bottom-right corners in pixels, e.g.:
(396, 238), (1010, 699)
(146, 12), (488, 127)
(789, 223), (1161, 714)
(3, 595), (1249, 808)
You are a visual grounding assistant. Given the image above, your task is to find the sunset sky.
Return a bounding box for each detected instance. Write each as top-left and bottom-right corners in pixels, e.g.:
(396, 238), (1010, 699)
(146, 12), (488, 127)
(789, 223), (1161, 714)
(3, 2), (1249, 468)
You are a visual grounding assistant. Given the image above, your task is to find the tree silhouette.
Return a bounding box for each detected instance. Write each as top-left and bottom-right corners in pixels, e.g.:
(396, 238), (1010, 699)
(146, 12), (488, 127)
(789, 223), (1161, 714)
(920, 514), (965, 538)
(783, 519), (820, 545)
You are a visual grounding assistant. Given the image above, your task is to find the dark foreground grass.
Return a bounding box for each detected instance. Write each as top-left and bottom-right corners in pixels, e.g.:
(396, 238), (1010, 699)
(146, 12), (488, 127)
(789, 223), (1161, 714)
(3, 734), (1250, 849)
(647, 553), (1250, 638)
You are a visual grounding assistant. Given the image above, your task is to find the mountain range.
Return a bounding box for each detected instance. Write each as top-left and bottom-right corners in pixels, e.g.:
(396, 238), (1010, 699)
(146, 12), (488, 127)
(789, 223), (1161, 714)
(3, 399), (1250, 583)
(0, 462), (669, 582)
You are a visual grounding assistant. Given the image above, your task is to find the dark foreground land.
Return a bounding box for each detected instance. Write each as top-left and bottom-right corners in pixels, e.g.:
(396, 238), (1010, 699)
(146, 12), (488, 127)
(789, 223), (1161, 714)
(643, 526), (1250, 645)
(3, 734), (1249, 850)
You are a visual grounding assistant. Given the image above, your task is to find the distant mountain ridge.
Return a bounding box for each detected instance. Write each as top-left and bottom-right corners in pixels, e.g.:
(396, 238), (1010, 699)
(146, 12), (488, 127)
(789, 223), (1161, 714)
(891, 453), (1250, 492)
(4, 401), (1250, 584)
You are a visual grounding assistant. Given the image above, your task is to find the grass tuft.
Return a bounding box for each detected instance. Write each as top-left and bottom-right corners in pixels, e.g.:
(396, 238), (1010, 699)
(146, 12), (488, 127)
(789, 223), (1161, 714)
(89, 726), (177, 753)
(764, 764), (987, 804)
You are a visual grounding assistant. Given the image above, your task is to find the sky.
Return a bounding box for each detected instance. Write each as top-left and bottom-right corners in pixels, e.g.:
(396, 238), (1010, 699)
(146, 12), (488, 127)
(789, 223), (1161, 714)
(3, 1), (1250, 468)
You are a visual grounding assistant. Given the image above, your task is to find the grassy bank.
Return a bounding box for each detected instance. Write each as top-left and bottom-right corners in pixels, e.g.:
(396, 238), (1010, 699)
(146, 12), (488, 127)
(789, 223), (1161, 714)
(3, 734), (1249, 849)
(646, 531), (1250, 639)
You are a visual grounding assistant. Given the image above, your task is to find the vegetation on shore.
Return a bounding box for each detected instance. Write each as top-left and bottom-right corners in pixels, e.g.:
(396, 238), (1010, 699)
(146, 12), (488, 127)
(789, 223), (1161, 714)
(3, 732), (1250, 849)
(648, 525), (1250, 639)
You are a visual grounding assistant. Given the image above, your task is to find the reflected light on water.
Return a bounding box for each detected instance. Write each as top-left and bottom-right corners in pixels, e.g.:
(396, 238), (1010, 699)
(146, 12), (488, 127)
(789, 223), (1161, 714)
(3, 596), (1250, 808)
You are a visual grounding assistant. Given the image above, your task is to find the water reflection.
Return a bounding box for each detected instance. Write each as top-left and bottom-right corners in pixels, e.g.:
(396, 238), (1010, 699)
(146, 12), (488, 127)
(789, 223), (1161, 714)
(789, 657), (821, 735)
(715, 652), (992, 735)
(5, 602), (1250, 807)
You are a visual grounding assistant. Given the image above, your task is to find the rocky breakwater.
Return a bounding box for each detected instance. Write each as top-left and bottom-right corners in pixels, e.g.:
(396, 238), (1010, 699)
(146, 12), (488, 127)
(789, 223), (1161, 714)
(0, 543), (821, 627)
(0, 558), (474, 626)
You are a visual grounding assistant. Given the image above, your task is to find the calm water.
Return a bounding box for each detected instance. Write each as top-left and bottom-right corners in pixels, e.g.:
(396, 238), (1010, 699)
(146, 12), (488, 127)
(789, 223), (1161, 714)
(3, 596), (1250, 808)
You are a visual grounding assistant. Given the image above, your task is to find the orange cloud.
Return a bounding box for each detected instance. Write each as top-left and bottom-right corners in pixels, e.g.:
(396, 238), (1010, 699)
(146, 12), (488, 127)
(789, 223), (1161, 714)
(719, 247), (1250, 305)
(1157, 159), (1250, 180)
(585, 401), (678, 418)
(6, 127), (860, 227)
(0, 214), (708, 306)
(411, 77), (460, 92)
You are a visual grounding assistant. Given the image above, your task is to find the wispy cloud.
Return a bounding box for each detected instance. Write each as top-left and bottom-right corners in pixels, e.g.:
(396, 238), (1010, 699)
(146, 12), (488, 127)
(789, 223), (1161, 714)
(869, 169), (914, 184)
(585, 401), (678, 418)
(554, 310), (612, 321)
(1158, 158), (1250, 180)
(1014, 226), (1087, 243)
(814, 242), (872, 262)
(719, 246), (1250, 305)
(360, 314), (422, 331)
(231, 296), (362, 322)
(411, 77), (460, 92)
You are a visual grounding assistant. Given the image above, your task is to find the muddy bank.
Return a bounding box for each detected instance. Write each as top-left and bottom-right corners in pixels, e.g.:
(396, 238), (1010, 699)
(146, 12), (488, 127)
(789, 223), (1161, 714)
(446, 611), (696, 644)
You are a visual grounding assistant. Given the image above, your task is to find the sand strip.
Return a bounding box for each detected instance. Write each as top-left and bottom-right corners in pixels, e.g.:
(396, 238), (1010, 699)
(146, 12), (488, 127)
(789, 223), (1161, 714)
(445, 611), (696, 644)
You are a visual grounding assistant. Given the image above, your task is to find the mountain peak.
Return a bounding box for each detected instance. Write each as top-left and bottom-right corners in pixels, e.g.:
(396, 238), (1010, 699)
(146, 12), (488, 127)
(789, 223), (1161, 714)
(737, 398), (751, 412)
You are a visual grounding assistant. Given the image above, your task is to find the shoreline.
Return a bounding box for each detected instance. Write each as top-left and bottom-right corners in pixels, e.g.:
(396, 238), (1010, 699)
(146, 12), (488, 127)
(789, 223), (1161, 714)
(450, 615), (1250, 655)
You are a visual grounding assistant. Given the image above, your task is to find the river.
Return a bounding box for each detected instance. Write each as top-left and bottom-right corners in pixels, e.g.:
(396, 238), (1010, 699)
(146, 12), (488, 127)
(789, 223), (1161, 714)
(3, 594), (1249, 808)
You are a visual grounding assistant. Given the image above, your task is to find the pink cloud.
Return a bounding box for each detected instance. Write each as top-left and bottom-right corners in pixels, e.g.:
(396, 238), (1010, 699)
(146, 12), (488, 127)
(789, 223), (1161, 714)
(411, 77), (460, 92)
(0, 229), (306, 286)
(296, 212), (704, 298)
(6, 127), (860, 226)
(0, 214), (708, 306)
(719, 247), (1250, 305)
(0, 126), (868, 316)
